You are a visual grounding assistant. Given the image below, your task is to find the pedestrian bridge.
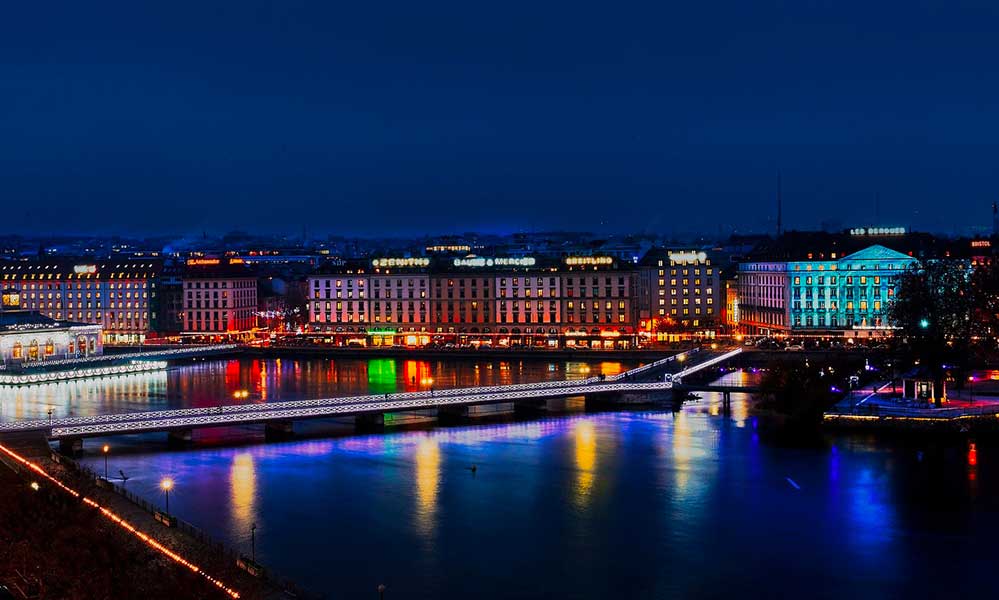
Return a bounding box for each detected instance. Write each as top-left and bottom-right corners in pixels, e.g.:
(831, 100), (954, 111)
(0, 348), (743, 449)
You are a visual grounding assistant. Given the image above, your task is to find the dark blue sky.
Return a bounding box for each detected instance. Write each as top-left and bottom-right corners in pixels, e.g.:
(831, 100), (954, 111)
(2, 1), (998, 237)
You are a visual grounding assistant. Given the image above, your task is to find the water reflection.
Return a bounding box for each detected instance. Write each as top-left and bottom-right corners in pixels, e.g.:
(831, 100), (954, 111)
(414, 436), (440, 539)
(573, 420), (597, 508)
(230, 452), (257, 534)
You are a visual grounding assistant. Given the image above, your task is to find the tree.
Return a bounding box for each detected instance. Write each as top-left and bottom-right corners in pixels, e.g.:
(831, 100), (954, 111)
(886, 260), (981, 405)
(754, 360), (840, 440)
(970, 259), (999, 354)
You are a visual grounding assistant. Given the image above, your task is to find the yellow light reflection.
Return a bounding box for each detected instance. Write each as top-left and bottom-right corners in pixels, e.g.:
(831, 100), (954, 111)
(574, 420), (597, 508)
(671, 412), (692, 493)
(230, 452), (257, 533)
(414, 437), (440, 538)
(599, 362), (624, 377)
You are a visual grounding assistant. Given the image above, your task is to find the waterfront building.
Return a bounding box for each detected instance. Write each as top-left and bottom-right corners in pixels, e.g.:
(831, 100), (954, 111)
(0, 259), (161, 344)
(735, 260), (789, 335)
(368, 258), (431, 344)
(0, 288), (103, 366)
(636, 249), (721, 341)
(305, 254), (637, 348)
(724, 275), (739, 328)
(308, 260), (370, 342)
(560, 256), (636, 349)
(737, 244), (918, 337)
(431, 272), (495, 336)
(181, 259), (258, 339)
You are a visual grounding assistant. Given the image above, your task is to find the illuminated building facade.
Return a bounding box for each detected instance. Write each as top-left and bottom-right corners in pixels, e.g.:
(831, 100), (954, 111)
(432, 274), (494, 330)
(0, 288), (103, 365)
(0, 260), (161, 344)
(306, 255), (637, 348)
(560, 256), (636, 348)
(735, 261), (789, 334)
(182, 260), (258, 338)
(724, 277), (739, 328)
(636, 249), (721, 341)
(737, 244), (917, 337)
(309, 267), (370, 332)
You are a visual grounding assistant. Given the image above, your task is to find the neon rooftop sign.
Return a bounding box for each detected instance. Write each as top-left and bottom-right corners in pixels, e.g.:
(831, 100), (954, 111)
(452, 257), (536, 267)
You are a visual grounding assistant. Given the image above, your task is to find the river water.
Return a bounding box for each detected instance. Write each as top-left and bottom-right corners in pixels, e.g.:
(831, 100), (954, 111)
(4, 358), (997, 598)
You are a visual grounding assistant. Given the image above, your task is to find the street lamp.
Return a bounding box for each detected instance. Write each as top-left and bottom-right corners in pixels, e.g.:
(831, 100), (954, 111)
(377, 584), (386, 599)
(969, 375), (976, 404)
(102, 444), (110, 480)
(160, 478), (174, 513)
(251, 523), (257, 563)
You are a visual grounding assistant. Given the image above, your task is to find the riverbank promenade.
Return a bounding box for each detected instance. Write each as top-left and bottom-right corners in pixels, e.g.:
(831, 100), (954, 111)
(825, 379), (999, 431)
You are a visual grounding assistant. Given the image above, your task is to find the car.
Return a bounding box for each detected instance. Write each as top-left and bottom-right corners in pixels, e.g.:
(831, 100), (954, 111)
(786, 344), (804, 351)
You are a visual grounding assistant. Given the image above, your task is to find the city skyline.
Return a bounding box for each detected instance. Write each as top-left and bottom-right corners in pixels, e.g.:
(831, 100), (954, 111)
(4, 1), (999, 235)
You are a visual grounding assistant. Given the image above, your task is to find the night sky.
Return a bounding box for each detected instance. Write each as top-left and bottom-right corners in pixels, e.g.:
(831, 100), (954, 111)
(3, 1), (998, 237)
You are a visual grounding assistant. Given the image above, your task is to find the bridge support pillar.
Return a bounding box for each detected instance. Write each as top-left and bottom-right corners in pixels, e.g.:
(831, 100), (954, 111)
(441, 403), (515, 422)
(468, 403), (515, 418)
(515, 398), (570, 414)
(383, 410), (438, 427)
(264, 421), (294, 441)
(58, 437), (83, 456)
(167, 429), (193, 447)
(355, 413), (385, 432)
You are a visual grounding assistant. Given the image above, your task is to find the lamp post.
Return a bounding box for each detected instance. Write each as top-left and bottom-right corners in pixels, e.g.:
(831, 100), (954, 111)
(969, 375), (976, 404)
(102, 444), (110, 480)
(377, 584), (386, 600)
(251, 523), (257, 563)
(160, 478), (174, 513)
(47, 408), (53, 427)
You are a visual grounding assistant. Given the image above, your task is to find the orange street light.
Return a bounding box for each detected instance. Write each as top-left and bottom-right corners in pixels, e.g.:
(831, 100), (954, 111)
(102, 444), (110, 480)
(161, 478), (174, 512)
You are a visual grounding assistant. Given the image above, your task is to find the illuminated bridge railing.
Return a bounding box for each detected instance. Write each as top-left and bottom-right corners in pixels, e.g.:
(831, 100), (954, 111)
(14, 344), (240, 370)
(604, 348), (700, 382)
(671, 348), (743, 381)
(48, 381), (676, 438)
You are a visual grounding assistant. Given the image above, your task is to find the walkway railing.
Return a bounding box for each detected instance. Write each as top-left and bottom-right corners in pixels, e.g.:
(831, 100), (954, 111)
(604, 348), (700, 381)
(672, 348), (743, 381)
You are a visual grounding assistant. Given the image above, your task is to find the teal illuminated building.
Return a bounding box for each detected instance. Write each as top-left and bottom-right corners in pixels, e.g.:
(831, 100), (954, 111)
(738, 244), (918, 337)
